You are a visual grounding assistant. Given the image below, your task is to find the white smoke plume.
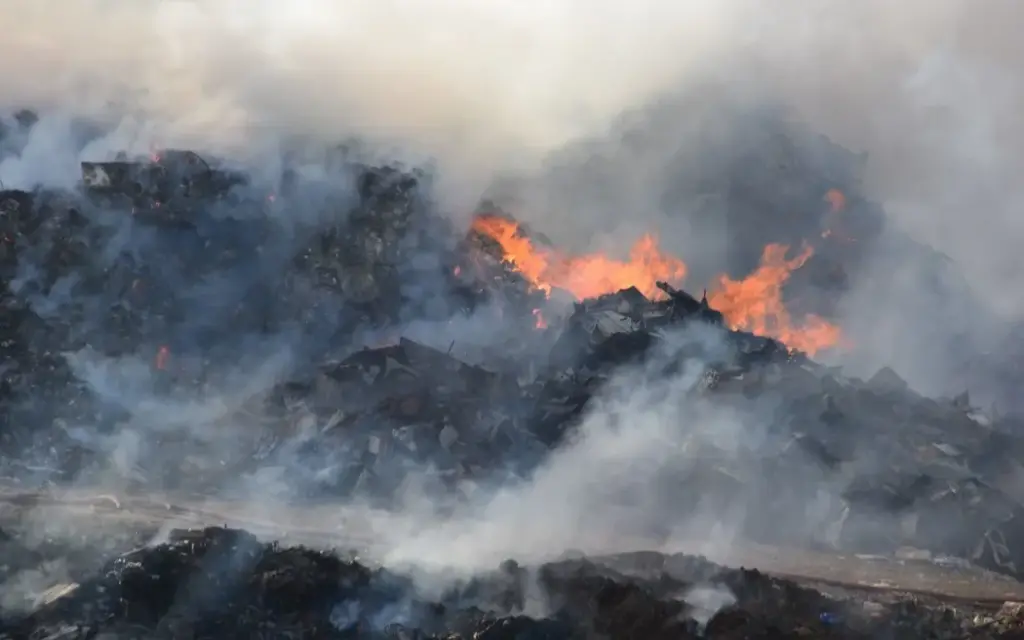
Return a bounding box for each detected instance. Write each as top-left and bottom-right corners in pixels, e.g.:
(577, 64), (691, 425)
(0, 0), (738, 205)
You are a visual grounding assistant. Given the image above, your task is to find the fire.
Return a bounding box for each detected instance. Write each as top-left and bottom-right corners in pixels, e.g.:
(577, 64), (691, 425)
(155, 345), (170, 370)
(708, 244), (842, 355)
(471, 216), (686, 299)
(824, 188), (846, 213)
(821, 188), (855, 242)
(532, 308), (548, 329)
(471, 214), (844, 354)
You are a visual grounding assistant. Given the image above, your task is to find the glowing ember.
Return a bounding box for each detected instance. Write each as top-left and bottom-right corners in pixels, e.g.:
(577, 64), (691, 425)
(155, 345), (170, 370)
(532, 308), (548, 329)
(471, 216), (687, 299)
(824, 188), (847, 213)
(708, 244), (842, 355)
(821, 188), (856, 243)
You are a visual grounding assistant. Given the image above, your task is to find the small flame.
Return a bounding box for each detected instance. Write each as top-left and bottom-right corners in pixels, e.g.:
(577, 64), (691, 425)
(453, 265), (462, 276)
(532, 308), (548, 329)
(155, 345), (170, 370)
(824, 188), (846, 213)
(821, 189), (856, 242)
(471, 215), (686, 299)
(708, 244), (842, 355)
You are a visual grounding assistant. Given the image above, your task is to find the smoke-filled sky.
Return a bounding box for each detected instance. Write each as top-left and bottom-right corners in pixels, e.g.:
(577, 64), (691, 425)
(2, 0), (1023, 390)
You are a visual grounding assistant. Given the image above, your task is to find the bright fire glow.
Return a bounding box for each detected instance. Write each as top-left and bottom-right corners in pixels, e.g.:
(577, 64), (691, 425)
(708, 244), (843, 355)
(471, 215), (843, 355)
(471, 216), (687, 300)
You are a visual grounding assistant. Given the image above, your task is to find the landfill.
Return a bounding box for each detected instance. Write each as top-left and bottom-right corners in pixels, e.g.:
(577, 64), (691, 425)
(4, 108), (1024, 638)
(3, 524), (1024, 640)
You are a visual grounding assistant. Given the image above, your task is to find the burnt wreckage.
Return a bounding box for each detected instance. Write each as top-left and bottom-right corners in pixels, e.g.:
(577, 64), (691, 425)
(3, 120), (1024, 637)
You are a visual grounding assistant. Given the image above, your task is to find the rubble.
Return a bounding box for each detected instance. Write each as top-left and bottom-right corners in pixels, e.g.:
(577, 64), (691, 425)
(6, 107), (1024, 637)
(4, 525), (1024, 639)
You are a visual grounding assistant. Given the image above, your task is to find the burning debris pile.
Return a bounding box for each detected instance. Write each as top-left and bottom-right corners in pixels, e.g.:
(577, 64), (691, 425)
(4, 525), (1024, 639)
(0, 151), (490, 475)
(5, 107), (1024, 637)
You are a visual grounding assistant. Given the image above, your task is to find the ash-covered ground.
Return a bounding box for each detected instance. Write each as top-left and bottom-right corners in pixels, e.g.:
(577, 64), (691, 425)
(2, 92), (1024, 638)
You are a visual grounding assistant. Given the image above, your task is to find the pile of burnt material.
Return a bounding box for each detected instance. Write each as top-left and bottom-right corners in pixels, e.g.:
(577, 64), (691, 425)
(210, 283), (1024, 585)
(0, 153), (532, 479)
(6, 188), (1024, 586)
(528, 285), (1024, 583)
(6, 114), (1024, 590)
(5, 525), (1024, 639)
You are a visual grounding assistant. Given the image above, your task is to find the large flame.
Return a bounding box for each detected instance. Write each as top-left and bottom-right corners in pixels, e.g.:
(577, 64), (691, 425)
(471, 214), (844, 355)
(471, 215), (687, 300)
(708, 244), (842, 355)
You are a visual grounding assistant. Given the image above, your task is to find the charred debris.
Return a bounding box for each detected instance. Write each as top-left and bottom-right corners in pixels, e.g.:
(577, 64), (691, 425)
(3, 119), (1024, 637)
(5, 525), (1024, 639)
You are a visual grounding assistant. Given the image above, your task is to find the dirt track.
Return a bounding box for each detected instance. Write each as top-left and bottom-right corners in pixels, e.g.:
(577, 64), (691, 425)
(3, 484), (1024, 606)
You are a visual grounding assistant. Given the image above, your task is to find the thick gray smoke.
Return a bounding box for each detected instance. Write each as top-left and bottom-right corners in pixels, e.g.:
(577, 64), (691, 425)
(2, 0), (1024, 597)
(4, 0), (1022, 392)
(0, 0), (738, 210)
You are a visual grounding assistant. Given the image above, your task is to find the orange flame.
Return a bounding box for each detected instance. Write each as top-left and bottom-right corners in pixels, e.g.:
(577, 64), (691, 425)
(471, 216), (686, 299)
(708, 244), (842, 355)
(470, 215), (843, 354)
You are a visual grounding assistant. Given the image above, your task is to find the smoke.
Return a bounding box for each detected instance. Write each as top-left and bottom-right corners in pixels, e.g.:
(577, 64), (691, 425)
(372, 323), (827, 573)
(681, 584), (737, 634)
(0, 0), (740, 208)
(2, 2), (1022, 356)
(1, 1), (1020, 250)
(3, 0), (1024, 616)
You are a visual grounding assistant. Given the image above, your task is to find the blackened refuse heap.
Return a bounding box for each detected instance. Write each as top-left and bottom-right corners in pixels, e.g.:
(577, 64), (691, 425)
(4, 111), (1024, 638)
(1, 144), (1024, 579)
(4, 525), (1023, 640)
(0, 142), (1023, 580)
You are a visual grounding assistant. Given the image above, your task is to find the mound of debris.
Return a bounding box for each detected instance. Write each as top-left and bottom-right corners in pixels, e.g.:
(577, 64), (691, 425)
(5, 113), (1024, 595)
(0, 155), (517, 475)
(241, 285), (1024, 585)
(5, 525), (1024, 639)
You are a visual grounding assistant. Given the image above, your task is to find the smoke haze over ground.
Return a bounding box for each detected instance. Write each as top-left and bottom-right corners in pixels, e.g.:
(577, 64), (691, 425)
(2, 0), (1024, 595)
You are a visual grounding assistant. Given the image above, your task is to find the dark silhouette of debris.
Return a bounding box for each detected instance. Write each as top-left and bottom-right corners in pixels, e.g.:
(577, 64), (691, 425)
(4, 526), (1024, 639)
